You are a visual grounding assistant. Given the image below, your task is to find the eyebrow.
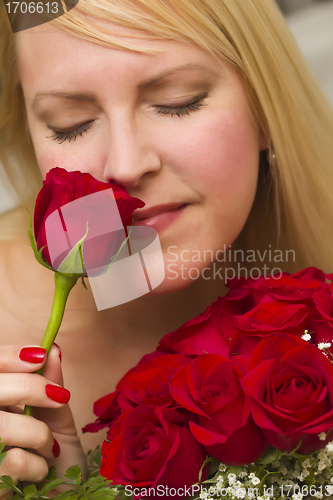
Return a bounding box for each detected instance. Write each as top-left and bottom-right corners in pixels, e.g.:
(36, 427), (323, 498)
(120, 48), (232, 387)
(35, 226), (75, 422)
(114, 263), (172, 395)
(31, 62), (219, 110)
(32, 92), (96, 111)
(137, 63), (220, 89)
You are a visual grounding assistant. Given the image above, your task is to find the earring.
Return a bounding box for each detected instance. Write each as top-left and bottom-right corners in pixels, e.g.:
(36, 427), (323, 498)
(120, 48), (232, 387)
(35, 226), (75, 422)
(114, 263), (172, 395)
(267, 149), (277, 167)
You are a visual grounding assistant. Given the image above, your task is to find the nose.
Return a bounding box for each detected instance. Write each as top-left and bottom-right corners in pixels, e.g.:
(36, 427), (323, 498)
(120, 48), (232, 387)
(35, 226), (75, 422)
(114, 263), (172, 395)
(102, 115), (162, 189)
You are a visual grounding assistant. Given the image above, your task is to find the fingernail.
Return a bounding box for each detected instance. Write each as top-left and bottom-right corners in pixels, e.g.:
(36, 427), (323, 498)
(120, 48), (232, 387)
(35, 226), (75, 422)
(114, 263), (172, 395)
(45, 384), (71, 404)
(52, 438), (60, 458)
(53, 342), (62, 362)
(19, 347), (46, 364)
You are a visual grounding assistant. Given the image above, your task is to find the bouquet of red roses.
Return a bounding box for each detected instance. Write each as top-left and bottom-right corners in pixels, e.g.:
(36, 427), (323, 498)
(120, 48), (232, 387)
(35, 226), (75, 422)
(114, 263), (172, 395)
(84, 267), (333, 500)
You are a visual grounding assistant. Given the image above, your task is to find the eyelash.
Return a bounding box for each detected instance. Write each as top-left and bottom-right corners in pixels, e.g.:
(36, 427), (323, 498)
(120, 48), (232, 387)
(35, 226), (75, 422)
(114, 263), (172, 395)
(47, 95), (208, 144)
(47, 121), (94, 145)
(155, 94), (208, 118)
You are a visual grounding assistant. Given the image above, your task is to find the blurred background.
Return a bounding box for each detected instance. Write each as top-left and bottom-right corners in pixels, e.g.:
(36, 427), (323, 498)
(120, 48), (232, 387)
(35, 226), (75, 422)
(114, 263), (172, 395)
(1, 0), (333, 213)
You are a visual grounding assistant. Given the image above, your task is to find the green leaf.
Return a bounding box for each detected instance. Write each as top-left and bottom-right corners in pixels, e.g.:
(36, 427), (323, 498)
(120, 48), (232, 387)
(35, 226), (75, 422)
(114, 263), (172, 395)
(45, 466), (57, 482)
(23, 484), (37, 500)
(0, 475), (23, 494)
(0, 475), (16, 488)
(256, 446), (281, 465)
(25, 208), (53, 272)
(64, 465), (82, 483)
(39, 479), (65, 496)
(0, 450), (7, 468)
(57, 223), (89, 277)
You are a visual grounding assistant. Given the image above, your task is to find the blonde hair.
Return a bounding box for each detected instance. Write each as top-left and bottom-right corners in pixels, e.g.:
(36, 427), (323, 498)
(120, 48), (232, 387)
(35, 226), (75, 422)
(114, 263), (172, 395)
(1, 0), (333, 270)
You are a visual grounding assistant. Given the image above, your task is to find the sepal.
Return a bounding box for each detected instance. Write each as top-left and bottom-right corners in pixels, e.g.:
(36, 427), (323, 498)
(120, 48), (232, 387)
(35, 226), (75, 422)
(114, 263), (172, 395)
(26, 208), (53, 272)
(255, 446), (281, 465)
(57, 222), (89, 278)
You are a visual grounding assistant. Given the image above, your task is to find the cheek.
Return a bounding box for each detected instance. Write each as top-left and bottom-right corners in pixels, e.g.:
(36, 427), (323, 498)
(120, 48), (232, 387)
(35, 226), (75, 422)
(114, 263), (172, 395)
(32, 136), (106, 180)
(153, 106), (260, 293)
(169, 106), (260, 198)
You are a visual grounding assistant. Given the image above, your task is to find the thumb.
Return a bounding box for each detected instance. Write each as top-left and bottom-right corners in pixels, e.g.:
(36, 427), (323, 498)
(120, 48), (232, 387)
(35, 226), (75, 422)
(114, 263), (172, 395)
(32, 345), (87, 481)
(34, 344), (75, 435)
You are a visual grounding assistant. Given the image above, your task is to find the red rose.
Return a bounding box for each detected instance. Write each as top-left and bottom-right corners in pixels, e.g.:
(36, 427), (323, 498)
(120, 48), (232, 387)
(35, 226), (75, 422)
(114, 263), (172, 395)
(227, 268), (330, 307)
(242, 334), (333, 454)
(34, 167), (144, 273)
(169, 354), (267, 465)
(230, 301), (308, 357)
(101, 405), (208, 492)
(82, 391), (121, 433)
(82, 352), (191, 433)
(157, 292), (251, 358)
(117, 353), (191, 412)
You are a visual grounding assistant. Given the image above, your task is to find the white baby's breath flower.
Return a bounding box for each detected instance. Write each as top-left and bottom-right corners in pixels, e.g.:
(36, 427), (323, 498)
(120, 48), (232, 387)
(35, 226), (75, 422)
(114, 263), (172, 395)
(228, 473), (237, 485)
(208, 486), (216, 496)
(318, 432), (327, 441)
(326, 442), (333, 453)
(318, 342), (331, 350)
(326, 486), (333, 495)
(235, 487), (246, 499)
(216, 475), (224, 487)
(302, 331), (311, 341)
(219, 464), (227, 472)
(302, 459), (311, 468)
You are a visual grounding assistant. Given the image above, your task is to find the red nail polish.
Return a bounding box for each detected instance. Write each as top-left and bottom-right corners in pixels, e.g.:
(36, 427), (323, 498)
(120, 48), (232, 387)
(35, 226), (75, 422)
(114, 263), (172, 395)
(52, 438), (60, 458)
(53, 342), (62, 362)
(19, 347), (46, 364)
(45, 384), (71, 404)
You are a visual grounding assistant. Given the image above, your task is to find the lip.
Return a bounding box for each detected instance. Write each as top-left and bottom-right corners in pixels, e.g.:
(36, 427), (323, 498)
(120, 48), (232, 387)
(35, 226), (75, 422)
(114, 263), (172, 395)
(132, 203), (188, 233)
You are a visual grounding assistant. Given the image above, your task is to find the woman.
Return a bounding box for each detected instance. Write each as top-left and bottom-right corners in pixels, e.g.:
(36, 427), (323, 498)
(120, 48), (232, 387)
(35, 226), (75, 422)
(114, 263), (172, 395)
(0, 0), (333, 495)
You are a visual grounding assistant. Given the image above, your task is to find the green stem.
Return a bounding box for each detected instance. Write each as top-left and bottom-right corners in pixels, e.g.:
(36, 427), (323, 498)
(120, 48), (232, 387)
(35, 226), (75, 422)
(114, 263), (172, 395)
(24, 272), (77, 416)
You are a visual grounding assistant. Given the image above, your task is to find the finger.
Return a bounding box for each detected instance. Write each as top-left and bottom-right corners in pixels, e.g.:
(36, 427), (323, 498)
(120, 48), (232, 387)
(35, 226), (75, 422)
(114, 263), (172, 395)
(0, 345), (47, 373)
(0, 447), (49, 483)
(42, 344), (63, 387)
(0, 406), (24, 415)
(0, 373), (70, 408)
(0, 411), (57, 459)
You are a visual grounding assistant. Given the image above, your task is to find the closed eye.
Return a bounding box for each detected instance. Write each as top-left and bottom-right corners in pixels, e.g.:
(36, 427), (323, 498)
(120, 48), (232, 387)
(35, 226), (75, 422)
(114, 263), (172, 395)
(46, 93), (208, 144)
(47, 121), (94, 144)
(154, 93), (208, 118)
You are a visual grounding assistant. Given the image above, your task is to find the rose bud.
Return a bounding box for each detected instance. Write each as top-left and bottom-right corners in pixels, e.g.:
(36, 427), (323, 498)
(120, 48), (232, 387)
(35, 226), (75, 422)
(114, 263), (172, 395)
(33, 167), (144, 277)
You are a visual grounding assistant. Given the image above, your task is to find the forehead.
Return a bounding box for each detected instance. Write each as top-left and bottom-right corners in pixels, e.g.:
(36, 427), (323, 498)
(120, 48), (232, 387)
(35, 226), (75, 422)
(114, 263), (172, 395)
(15, 22), (231, 88)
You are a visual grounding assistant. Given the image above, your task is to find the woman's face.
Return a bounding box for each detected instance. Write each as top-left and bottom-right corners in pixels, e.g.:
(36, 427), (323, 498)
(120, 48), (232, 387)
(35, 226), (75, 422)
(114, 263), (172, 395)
(16, 24), (262, 293)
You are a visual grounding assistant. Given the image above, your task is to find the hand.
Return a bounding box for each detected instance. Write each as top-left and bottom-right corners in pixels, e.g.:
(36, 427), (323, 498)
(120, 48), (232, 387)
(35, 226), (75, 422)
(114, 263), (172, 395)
(0, 344), (87, 499)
